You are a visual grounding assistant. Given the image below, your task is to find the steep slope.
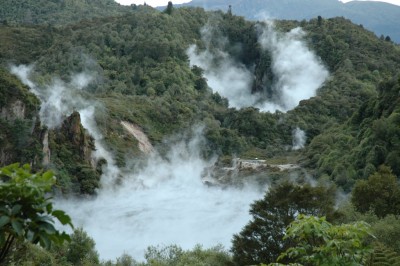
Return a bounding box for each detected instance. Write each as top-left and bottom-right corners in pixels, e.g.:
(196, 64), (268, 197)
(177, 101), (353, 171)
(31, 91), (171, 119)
(304, 74), (400, 190)
(0, 68), (42, 167)
(0, 5), (399, 194)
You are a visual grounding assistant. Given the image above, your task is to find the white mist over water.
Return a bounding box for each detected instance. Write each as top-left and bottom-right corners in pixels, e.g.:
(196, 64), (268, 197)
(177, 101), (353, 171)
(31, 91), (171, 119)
(57, 131), (264, 261)
(187, 21), (329, 112)
(10, 66), (264, 261)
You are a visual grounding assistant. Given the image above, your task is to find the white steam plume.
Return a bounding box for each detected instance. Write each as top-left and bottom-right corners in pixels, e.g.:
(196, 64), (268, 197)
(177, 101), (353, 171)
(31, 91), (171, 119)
(187, 21), (329, 112)
(187, 24), (258, 109)
(292, 127), (306, 150)
(10, 65), (120, 185)
(57, 129), (264, 261)
(187, 24), (257, 109)
(258, 23), (329, 111)
(11, 66), (264, 261)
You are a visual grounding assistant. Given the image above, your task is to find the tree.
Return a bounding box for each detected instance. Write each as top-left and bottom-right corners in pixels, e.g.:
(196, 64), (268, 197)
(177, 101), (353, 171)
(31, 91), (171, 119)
(231, 181), (339, 265)
(53, 228), (99, 265)
(274, 215), (373, 266)
(164, 1), (173, 15)
(0, 163), (73, 263)
(351, 165), (400, 218)
(143, 244), (233, 266)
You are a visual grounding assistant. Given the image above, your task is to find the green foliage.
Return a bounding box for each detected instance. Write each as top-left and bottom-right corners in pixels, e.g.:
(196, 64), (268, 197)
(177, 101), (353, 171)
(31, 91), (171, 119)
(0, 68), (42, 167)
(276, 214), (373, 266)
(164, 1), (174, 15)
(2, 6), (399, 172)
(368, 242), (400, 266)
(140, 244), (233, 266)
(231, 181), (339, 265)
(6, 241), (56, 266)
(49, 112), (101, 195)
(304, 74), (400, 190)
(53, 228), (100, 266)
(352, 165), (400, 218)
(0, 163), (73, 263)
(0, 0), (131, 26)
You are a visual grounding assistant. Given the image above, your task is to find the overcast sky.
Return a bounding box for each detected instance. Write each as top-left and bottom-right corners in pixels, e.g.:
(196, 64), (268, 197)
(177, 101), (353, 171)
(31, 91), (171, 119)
(115, 0), (400, 7)
(115, 0), (190, 7)
(340, 0), (400, 5)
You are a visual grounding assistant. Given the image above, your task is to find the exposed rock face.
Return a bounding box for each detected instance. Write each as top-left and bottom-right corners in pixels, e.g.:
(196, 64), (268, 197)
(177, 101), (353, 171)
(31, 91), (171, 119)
(0, 100), (43, 167)
(59, 111), (94, 164)
(121, 121), (154, 155)
(202, 159), (301, 186)
(49, 111), (100, 195)
(1, 100), (25, 120)
(42, 130), (50, 166)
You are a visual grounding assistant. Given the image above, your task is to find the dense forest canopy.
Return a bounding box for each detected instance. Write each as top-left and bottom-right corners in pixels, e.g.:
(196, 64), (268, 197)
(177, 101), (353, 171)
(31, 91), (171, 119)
(174, 0), (400, 43)
(1, 0), (400, 264)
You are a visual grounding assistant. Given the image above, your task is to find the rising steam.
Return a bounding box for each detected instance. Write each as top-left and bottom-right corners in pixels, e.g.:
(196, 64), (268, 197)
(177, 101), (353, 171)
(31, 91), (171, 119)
(187, 21), (329, 112)
(258, 24), (329, 111)
(56, 128), (263, 260)
(10, 65), (120, 185)
(10, 66), (264, 261)
(292, 127), (306, 150)
(187, 25), (258, 108)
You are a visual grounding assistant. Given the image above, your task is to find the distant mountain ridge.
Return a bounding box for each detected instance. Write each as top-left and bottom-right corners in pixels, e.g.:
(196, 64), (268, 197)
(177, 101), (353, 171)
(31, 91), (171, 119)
(169, 0), (400, 42)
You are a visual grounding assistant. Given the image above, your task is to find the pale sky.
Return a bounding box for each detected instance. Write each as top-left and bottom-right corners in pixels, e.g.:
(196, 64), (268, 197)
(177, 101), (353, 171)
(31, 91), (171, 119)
(115, 0), (190, 7)
(115, 0), (400, 7)
(340, 0), (400, 5)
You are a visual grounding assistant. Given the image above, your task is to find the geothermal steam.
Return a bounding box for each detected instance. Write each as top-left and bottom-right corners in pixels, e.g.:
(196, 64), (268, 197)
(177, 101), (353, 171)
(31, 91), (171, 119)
(187, 21), (329, 112)
(292, 127), (306, 150)
(10, 65), (120, 184)
(57, 130), (263, 260)
(11, 66), (263, 261)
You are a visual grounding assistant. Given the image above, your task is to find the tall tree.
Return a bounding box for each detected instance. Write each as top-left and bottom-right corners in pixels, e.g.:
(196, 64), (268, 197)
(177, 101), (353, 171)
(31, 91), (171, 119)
(352, 165), (400, 218)
(165, 1), (173, 15)
(231, 181), (338, 265)
(275, 215), (373, 266)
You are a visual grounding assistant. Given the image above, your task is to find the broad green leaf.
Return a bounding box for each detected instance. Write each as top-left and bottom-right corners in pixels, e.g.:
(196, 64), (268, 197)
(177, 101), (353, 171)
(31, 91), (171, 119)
(46, 203), (53, 213)
(52, 210), (73, 227)
(39, 233), (51, 249)
(11, 204), (22, 215)
(0, 206), (9, 214)
(22, 164), (31, 172)
(59, 231), (71, 242)
(0, 167), (12, 177)
(42, 171), (54, 181)
(0, 216), (10, 228)
(36, 215), (53, 224)
(11, 219), (24, 236)
(39, 222), (56, 235)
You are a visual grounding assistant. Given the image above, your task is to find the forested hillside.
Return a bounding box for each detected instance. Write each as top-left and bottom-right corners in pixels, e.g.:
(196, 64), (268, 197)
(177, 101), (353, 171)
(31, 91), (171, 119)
(175, 0), (400, 43)
(1, 1), (400, 265)
(0, 0), (130, 26)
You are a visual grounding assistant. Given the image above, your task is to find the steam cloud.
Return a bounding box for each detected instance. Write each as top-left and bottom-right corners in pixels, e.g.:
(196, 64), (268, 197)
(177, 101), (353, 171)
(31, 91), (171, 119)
(10, 65), (94, 128)
(11, 66), (263, 261)
(10, 65), (120, 185)
(187, 25), (258, 108)
(292, 127), (306, 150)
(57, 129), (263, 261)
(187, 21), (329, 112)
